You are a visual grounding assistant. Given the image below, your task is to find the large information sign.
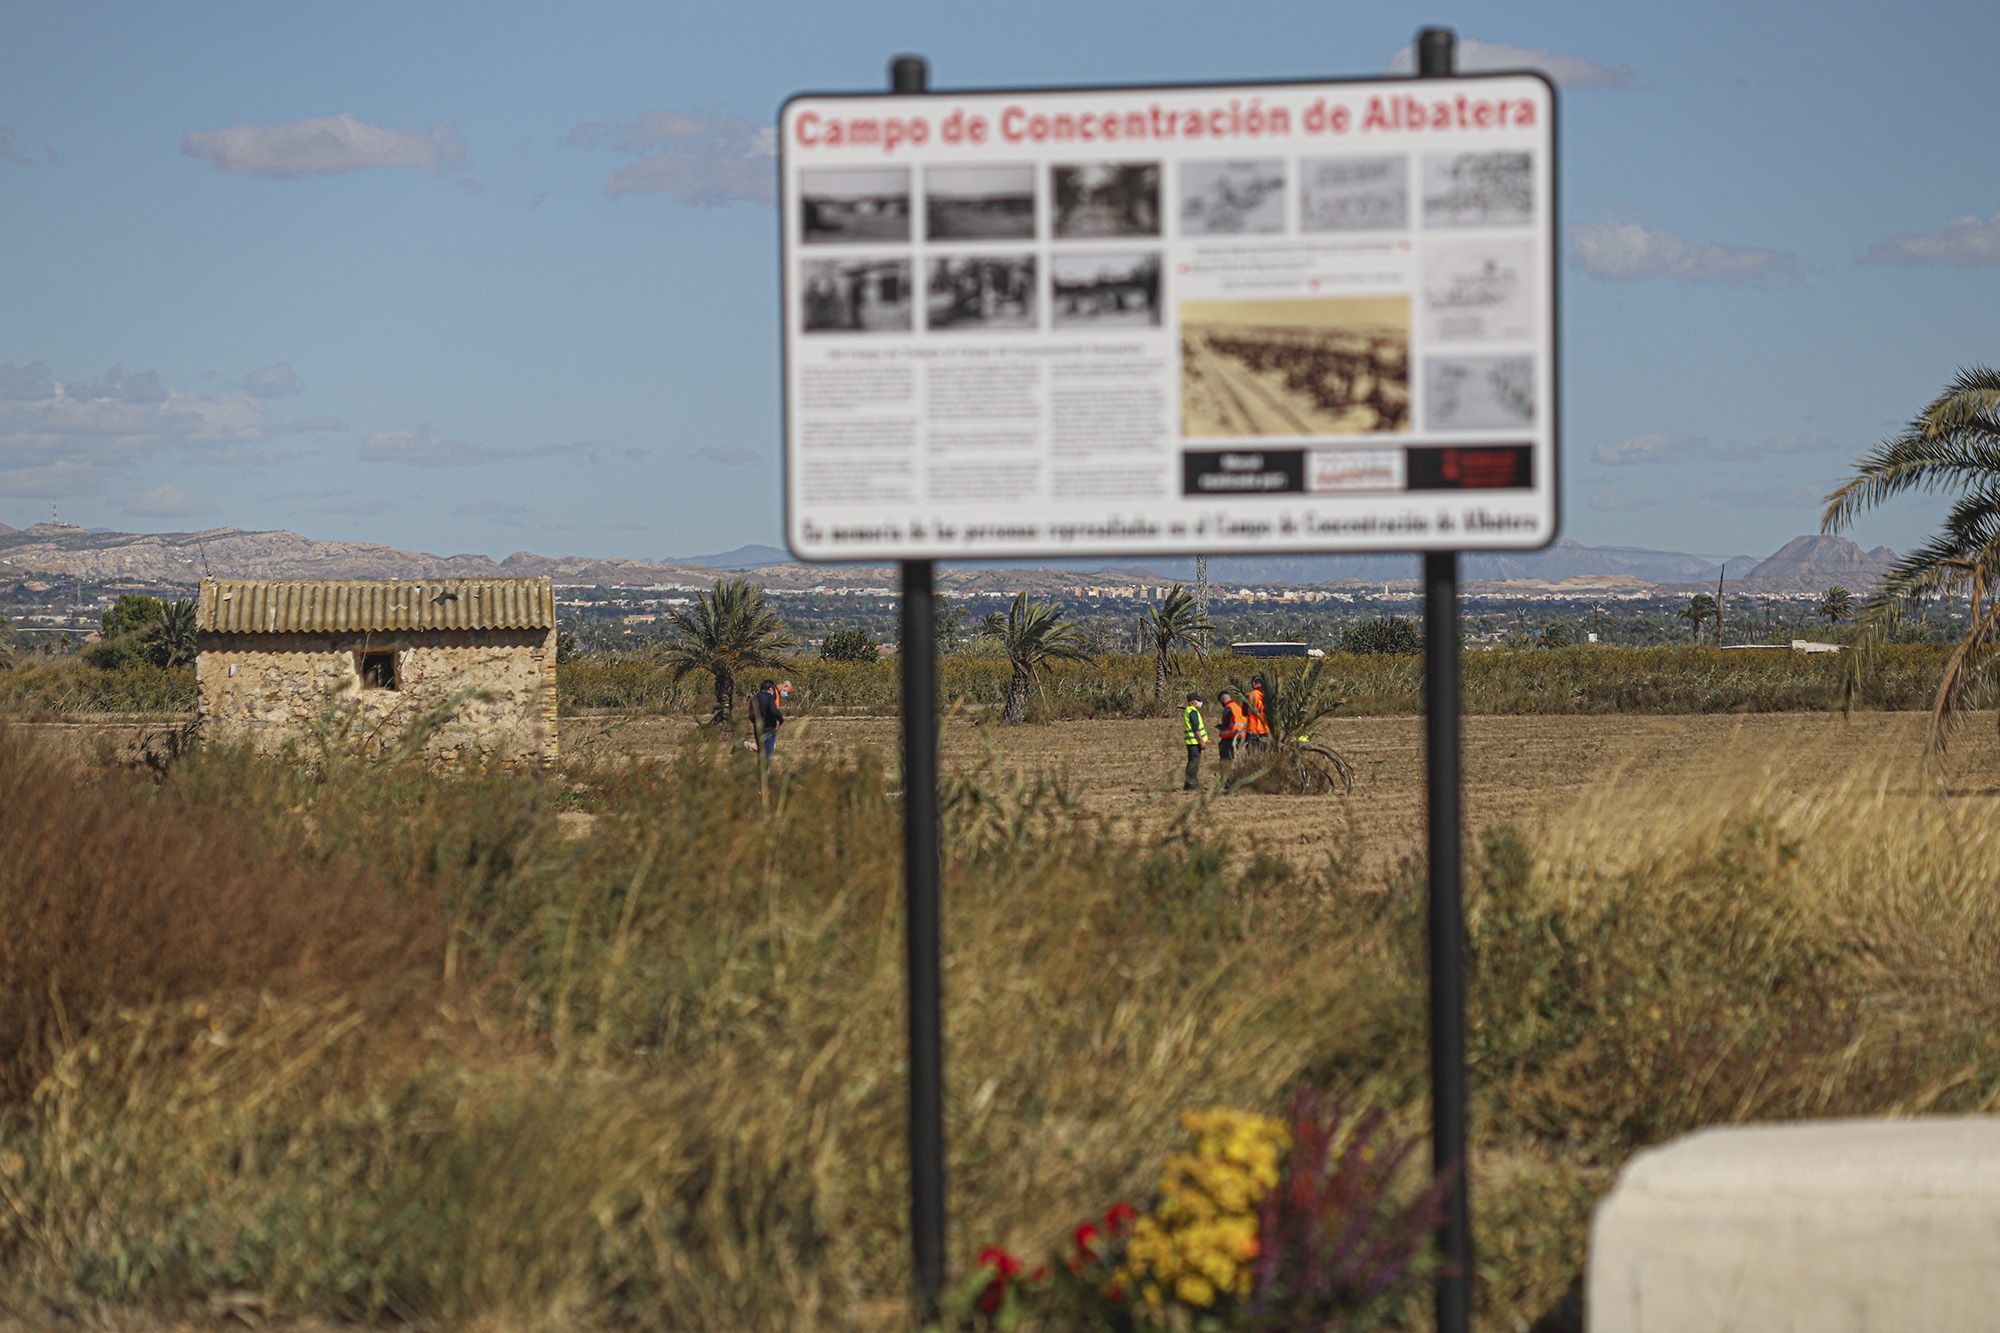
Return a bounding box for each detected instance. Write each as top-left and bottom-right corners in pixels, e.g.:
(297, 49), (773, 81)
(780, 75), (1556, 561)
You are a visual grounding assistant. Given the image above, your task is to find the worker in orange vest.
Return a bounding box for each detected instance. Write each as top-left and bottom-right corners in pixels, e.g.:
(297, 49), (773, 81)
(1216, 689), (1248, 775)
(1245, 674), (1271, 751)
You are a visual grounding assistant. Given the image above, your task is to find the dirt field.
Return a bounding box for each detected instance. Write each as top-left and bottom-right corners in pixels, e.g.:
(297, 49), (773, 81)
(564, 711), (2000, 882)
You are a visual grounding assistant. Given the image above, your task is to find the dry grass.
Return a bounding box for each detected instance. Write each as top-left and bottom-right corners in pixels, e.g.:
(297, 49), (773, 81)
(0, 715), (1995, 1329)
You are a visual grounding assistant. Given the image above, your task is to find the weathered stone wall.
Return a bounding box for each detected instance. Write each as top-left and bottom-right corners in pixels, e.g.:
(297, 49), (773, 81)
(196, 627), (558, 769)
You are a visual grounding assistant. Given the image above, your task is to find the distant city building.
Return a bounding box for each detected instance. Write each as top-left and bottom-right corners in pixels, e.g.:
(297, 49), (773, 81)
(194, 576), (558, 768)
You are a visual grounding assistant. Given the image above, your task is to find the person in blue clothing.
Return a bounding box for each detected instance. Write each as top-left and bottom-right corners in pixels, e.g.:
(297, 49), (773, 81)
(754, 678), (784, 763)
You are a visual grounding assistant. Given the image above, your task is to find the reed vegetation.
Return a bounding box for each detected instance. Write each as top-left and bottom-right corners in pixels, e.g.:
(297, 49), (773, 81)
(0, 716), (1993, 1328)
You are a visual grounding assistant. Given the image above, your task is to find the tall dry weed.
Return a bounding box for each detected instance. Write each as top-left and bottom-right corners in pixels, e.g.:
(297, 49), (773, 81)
(0, 727), (440, 1100)
(0, 720), (1996, 1329)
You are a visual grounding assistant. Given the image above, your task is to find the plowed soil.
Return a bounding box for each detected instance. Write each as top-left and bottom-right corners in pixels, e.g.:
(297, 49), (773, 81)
(564, 712), (2000, 882)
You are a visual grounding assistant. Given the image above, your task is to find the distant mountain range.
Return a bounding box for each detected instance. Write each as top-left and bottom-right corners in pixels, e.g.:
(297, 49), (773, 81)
(671, 538), (1764, 586)
(1, 523), (1896, 597)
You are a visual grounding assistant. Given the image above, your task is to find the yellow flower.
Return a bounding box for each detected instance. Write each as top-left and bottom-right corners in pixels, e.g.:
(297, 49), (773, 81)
(1176, 1274), (1217, 1307)
(1121, 1106), (1290, 1312)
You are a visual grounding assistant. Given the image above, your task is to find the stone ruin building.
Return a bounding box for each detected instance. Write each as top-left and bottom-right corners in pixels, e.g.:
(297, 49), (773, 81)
(194, 576), (558, 768)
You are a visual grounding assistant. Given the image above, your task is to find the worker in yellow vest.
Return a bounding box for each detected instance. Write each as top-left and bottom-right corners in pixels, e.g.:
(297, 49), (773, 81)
(1181, 691), (1209, 792)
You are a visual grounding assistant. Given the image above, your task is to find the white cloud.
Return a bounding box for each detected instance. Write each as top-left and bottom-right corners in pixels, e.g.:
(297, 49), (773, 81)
(182, 114), (466, 179)
(0, 362), (274, 497)
(692, 445), (760, 467)
(280, 414), (347, 433)
(313, 497), (392, 516)
(358, 429), (637, 468)
(1592, 433), (1711, 466)
(1384, 38), (1636, 88)
(1859, 210), (2000, 268)
(358, 426), (500, 467)
(1762, 433), (1841, 455)
(242, 361), (301, 398)
(1567, 220), (1789, 284)
(124, 484), (209, 518)
(0, 362), (55, 400)
(1704, 482), (1833, 511)
(1587, 485), (1667, 512)
(456, 499), (528, 517)
(568, 110), (775, 205)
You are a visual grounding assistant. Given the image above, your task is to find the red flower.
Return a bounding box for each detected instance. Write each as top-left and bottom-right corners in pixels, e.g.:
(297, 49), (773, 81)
(1104, 1202), (1138, 1237)
(975, 1247), (1023, 1315)
(1073, 1221), (1102, 1257)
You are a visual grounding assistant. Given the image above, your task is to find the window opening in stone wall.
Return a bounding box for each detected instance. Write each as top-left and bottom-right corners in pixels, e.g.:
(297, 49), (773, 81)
(359, 650), (399, 690)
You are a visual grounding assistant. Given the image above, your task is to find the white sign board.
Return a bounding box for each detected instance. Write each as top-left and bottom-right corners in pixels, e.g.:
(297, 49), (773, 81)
(779, 75), (1557, 561)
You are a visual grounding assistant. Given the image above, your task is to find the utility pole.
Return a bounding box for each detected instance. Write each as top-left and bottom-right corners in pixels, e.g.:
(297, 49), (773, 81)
(1194, 553), (1210, 647)
(1714, 567), (1726, 645)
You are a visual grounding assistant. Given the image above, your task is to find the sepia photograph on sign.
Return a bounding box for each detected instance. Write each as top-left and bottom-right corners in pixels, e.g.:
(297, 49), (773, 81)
(1051, 162), (1162, 238)
(1300, 155), (1410, 232)
(1180, 296), (1411, 437)
(926, 255), (1037, 330)
(1051, 252), (1162, 328)
(800, 258), (913, 333)
(799, 167), (912, 243)
(1179, 159), (1286, 235)
(925, 164), (1036, 240)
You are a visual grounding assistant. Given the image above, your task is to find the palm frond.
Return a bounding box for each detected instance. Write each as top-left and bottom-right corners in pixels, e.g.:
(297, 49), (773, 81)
(1919, 366), (2000, 433)
(1822, 432), (2000, 533)
(1143, 584), (1211, 653)
(1926, 572), (2000, 752)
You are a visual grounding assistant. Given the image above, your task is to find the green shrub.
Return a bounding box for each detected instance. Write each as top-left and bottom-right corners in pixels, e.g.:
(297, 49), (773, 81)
(1341, 617), (1423, 655)
(818, 628), (878, 662)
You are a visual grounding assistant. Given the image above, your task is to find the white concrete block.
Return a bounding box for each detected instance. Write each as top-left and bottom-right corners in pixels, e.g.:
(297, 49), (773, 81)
(1589, 1118), (2000, 1332)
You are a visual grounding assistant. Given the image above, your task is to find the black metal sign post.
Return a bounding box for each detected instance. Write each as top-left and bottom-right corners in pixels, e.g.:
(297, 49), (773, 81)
(889, 58), (949, 1329)
(818, 35), (1512, 1326)
(1416, 31), (1473, 1333)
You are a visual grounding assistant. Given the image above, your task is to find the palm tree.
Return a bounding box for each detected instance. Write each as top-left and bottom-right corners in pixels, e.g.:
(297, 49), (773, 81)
(144, 598), (198, 668)
(1250, 659), (1355, 793)
(1823, 365), (2000, 749)
(658, 578), (793, 726)
(1140, 584), (1211, 702)
(996, 592), (1093, 724)
(1678, 593), (1716, 643)
(1818, 585), (1853, 626)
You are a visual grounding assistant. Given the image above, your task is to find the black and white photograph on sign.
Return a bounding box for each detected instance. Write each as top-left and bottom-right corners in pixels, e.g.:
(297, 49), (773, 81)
(799, 167), (911, 244)
(1180, 297), (1411, 438)
(926, 256), (1037, 331)
(800, 258), (912, 333)
(1422, 151), (1533, 227)
(925, 165), (1036, 240)
(1051, 253), (1162, 329)
(1299, 156), (1409, 232)
(1178, 159), (1285, 235)
(1424, 355), (1535, 431)
(1422, 238), (1534, 342)
(1051, 163), (1161, 238)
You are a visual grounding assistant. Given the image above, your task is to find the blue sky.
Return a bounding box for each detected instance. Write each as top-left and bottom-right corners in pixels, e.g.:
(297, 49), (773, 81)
(3, 1), (1995, 563)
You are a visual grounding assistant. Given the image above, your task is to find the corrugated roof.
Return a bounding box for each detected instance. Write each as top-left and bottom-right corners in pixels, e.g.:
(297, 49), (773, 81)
(197, 577), (556, 634)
